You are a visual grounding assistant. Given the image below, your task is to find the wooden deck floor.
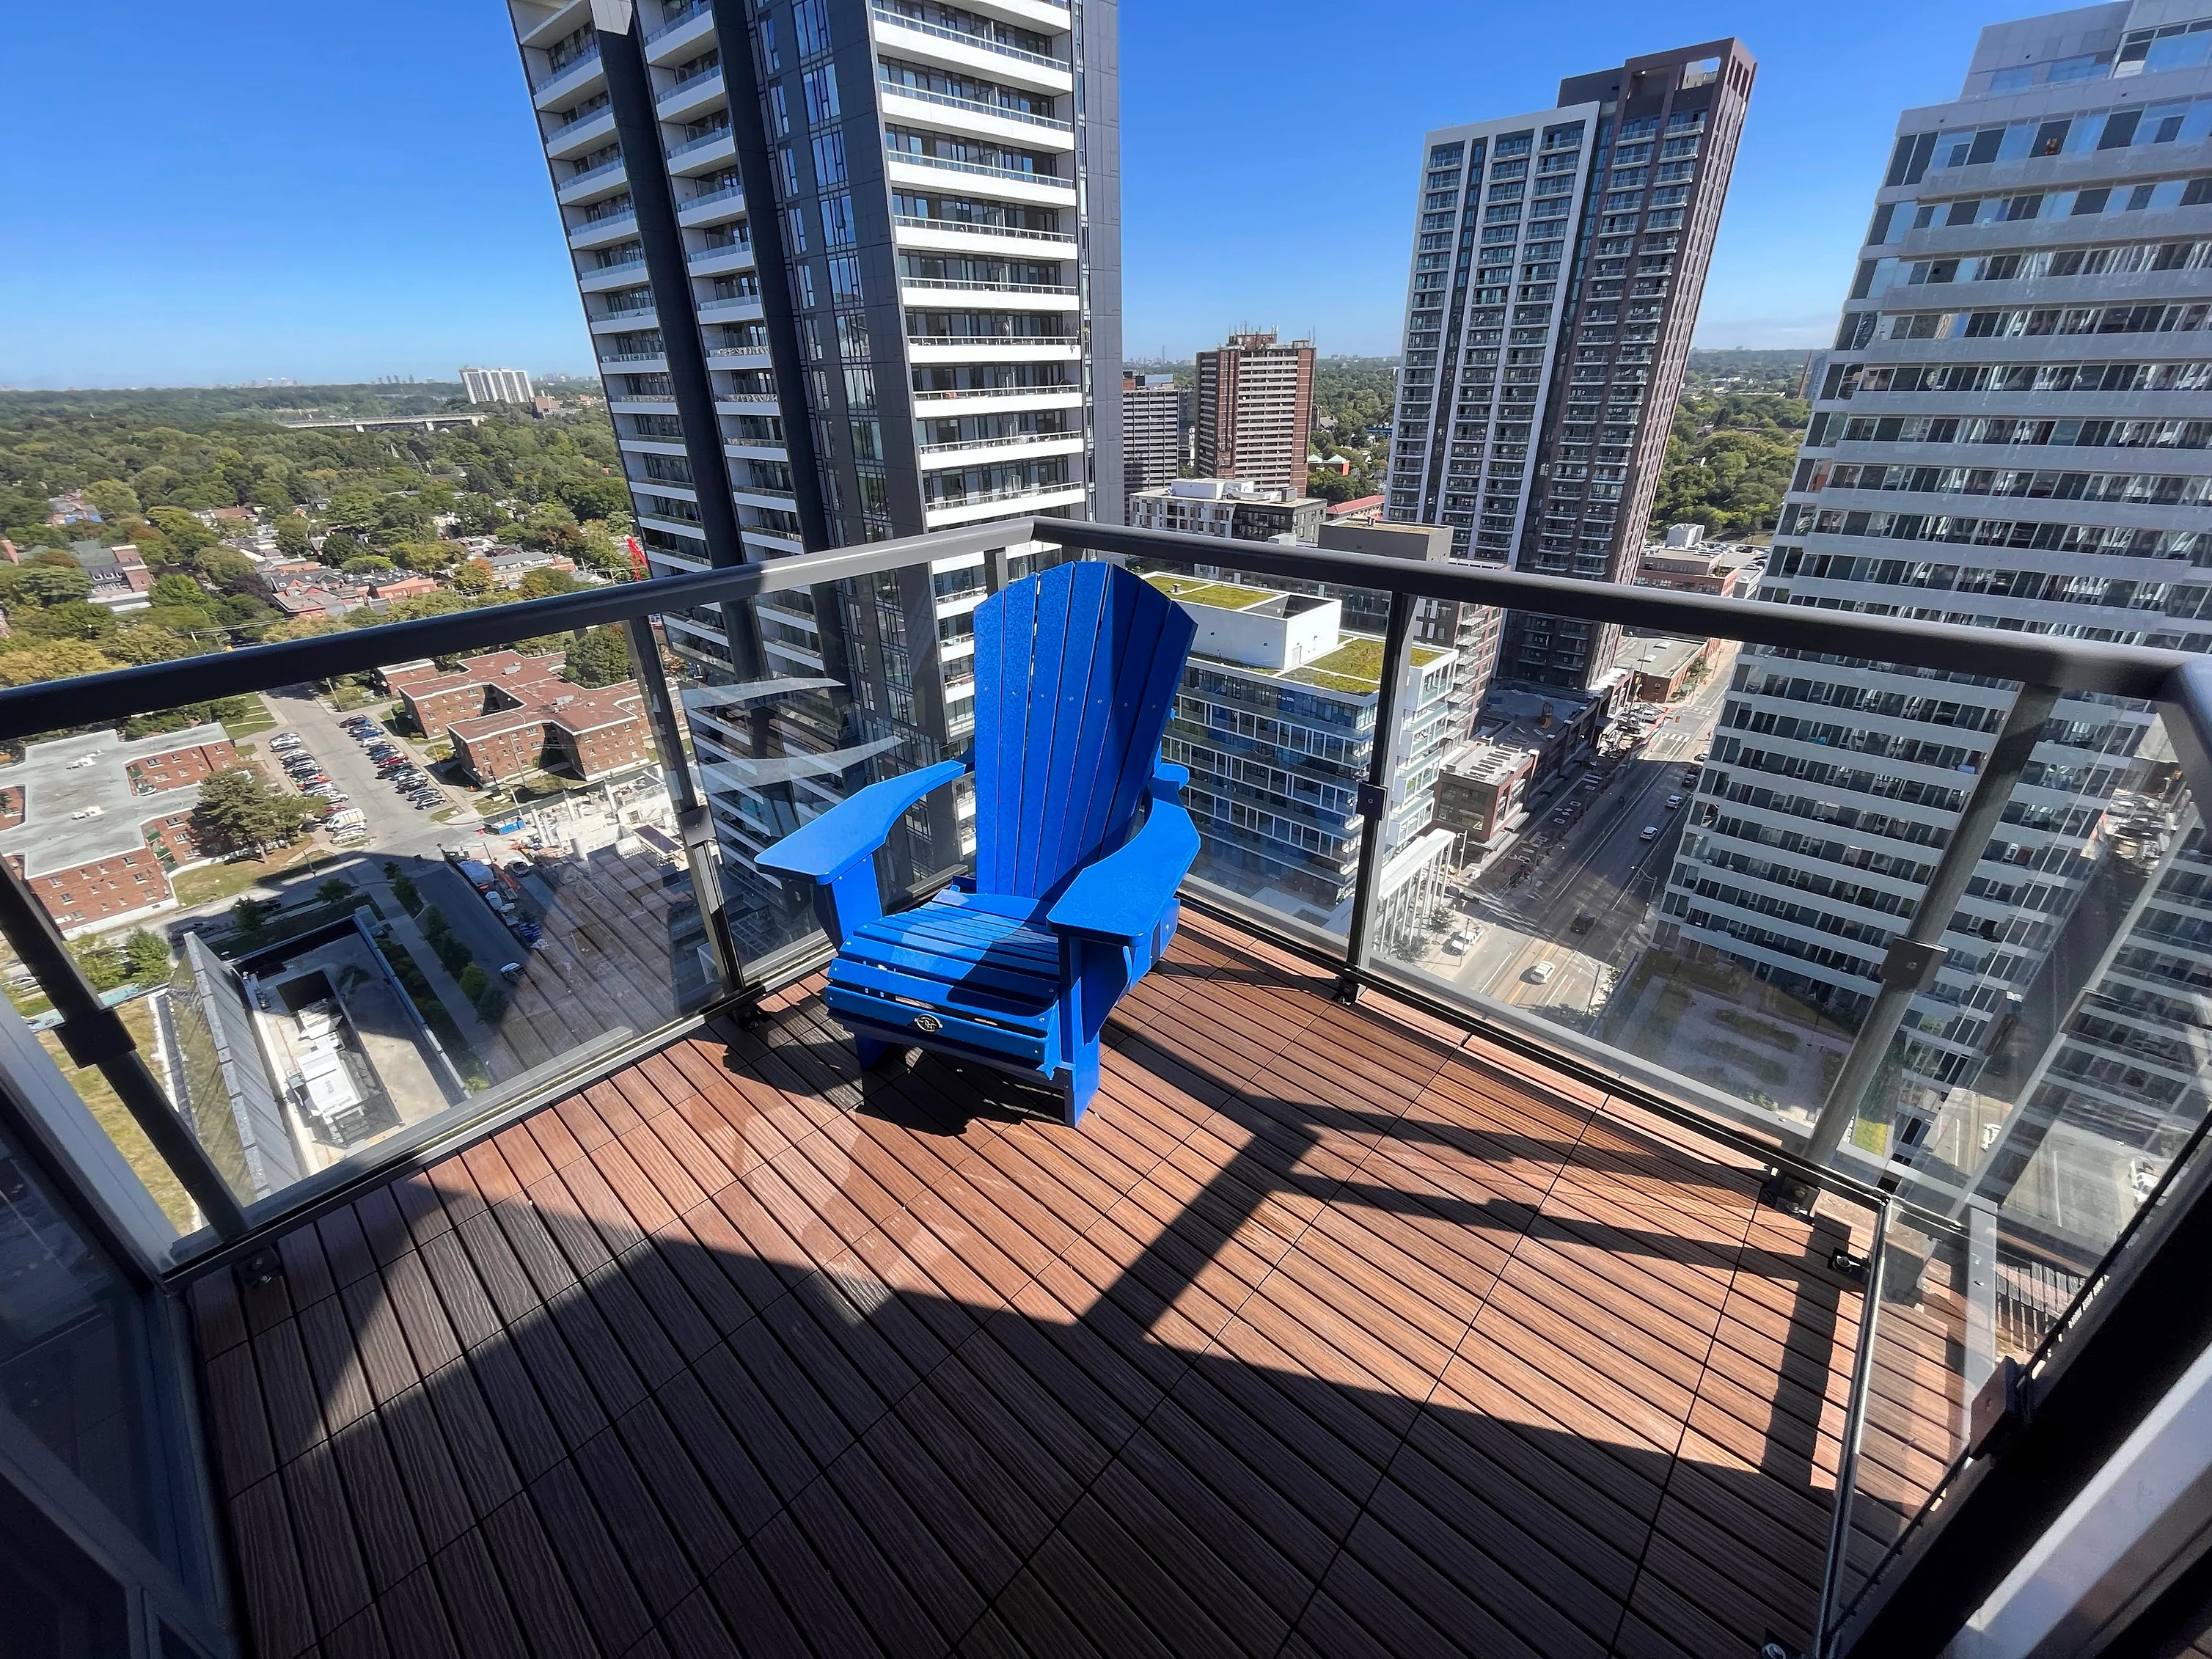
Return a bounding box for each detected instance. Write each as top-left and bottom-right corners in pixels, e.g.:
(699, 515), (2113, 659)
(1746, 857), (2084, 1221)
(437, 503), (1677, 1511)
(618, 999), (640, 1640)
(188, 912), (1932, 1658)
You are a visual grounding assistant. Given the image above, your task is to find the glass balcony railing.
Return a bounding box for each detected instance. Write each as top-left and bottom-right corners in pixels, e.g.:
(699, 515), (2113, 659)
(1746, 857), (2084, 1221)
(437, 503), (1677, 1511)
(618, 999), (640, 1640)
(0, 518), (2206, 1658)
(868, 6), (1067, 72)
(874, 81), (1071, 131)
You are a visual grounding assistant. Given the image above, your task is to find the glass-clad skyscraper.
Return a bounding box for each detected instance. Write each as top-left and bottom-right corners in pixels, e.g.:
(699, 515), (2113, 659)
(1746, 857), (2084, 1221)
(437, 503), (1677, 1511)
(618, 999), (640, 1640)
(504, 0), (1120, 945)
(1385, 41), (1755, 691)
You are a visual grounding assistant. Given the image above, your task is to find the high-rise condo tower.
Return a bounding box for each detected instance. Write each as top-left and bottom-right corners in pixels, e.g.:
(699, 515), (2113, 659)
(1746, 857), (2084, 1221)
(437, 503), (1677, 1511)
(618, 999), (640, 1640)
(1386, 41), (1755, 690)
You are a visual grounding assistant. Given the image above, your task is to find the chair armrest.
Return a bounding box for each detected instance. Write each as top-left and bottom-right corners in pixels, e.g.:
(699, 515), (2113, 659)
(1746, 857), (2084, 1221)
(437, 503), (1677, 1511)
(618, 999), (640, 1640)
(758, 758), (970, 885)
(1047, 763), (1198, 943)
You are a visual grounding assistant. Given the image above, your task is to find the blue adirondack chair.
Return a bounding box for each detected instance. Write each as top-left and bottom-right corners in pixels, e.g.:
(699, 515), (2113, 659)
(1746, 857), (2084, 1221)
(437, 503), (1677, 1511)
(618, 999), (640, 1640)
(758, 561), (1198, 1124)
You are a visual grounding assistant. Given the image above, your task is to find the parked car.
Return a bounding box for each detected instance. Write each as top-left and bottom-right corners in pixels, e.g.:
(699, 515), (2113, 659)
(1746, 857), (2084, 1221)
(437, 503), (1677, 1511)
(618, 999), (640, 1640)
(503, 859), (533, 876)
(1666, 794), (1682, 810)
(1444, 931), (1471, 956)
(1640, 825), (1659, 841)
(1526, 961), (1556, 984)
(499, 962), (524, 982)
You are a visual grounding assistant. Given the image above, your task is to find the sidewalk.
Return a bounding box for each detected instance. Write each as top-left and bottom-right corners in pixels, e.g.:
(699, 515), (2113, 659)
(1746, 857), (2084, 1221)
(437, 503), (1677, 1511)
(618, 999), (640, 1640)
(350, 870), (510, 1062)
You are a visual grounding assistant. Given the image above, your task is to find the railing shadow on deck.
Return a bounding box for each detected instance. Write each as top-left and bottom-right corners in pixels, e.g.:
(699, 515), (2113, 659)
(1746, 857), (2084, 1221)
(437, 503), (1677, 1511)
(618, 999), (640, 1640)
(188, 923), (1927, 1659)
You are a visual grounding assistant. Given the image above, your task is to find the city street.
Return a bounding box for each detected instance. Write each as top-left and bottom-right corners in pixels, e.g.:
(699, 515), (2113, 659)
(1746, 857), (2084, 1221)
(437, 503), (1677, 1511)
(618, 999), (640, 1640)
(1417, 653), (1737, 1021)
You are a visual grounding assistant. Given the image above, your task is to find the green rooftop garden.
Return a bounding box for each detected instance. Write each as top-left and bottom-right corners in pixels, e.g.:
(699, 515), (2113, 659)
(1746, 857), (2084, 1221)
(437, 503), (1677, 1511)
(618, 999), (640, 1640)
(1144, 574), (1275, 611)
(1279, 638), (1451, 695)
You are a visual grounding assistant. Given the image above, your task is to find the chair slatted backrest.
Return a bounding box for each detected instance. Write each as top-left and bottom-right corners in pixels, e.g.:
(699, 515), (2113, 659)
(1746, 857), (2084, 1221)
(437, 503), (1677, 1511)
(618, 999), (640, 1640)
(971, 562), (1196, 900)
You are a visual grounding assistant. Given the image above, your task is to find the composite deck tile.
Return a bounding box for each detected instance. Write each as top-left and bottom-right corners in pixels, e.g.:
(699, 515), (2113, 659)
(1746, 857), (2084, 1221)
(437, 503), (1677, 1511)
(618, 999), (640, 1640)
(199, 910), (1882, 1658)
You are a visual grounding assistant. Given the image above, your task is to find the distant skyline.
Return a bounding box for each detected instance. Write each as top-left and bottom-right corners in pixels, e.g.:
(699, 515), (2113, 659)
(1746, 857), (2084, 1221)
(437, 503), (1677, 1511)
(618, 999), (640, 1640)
(4, 1), (2027, 387)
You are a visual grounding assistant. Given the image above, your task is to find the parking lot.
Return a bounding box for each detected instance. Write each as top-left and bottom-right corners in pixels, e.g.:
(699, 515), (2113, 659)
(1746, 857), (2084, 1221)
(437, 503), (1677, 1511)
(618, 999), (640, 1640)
(256, 685), (466, 860)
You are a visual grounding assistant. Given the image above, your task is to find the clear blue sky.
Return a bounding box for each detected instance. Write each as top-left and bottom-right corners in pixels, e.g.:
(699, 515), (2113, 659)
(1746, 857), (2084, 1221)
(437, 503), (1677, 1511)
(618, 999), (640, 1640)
(1, 1), (2020, 386)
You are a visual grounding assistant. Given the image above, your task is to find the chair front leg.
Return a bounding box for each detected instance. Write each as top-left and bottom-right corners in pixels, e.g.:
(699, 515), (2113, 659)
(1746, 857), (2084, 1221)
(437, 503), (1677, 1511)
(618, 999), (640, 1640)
(813, 857), (885, 949)
(1056, 935), (1130, 1125)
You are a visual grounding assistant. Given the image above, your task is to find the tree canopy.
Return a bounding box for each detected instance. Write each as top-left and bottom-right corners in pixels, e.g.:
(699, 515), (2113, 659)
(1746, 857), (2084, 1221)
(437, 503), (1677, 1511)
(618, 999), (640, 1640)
(563, 625), (634, 688)
(191, 767), (322, 856)
(1652, 392), (1809, 541)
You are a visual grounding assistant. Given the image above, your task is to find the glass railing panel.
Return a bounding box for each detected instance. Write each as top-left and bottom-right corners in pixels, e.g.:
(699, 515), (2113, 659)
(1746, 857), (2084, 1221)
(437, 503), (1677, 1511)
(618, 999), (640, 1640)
(1118, 555), (1406, 956)
(0, 1115), (203, 1584)
(1363, 629), (1825, 1135)
(1, 631), (727, 1218)
(1845, 709), (2201, 1267)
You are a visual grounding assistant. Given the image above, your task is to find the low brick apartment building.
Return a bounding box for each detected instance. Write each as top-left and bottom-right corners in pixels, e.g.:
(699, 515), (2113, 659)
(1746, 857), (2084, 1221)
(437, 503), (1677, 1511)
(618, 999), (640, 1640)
(386, 651), (649, 787)
(0, 725), (230, 934)
(386, 651), (565, 741)
(14, 810), (205, 931)
(448, 682), (650, 786)
(128, 738), (238, 794)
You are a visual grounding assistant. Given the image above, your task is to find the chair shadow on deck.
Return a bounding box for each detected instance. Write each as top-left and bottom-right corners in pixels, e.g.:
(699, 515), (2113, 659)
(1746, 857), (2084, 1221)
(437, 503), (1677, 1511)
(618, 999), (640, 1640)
(190, 925), (1932, 1659)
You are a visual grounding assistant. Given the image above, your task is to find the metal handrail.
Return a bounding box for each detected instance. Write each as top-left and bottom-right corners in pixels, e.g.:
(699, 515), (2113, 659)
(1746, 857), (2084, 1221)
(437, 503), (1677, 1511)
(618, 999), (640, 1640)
(885, 149), (1072, 187)
(900, 278), (1077, 295)
(894, 215), (1074, 243)
(870, 7), (1066, 71)
(1814, 1201), (1894, 1657)
(1, 520), (2183, 741)
(645, 0), (710, 40)
(666, 122), (734, 158)
(876, 82), (1070, 131)
(680, 182), (744, 212)
(912, 383), (1079, 400)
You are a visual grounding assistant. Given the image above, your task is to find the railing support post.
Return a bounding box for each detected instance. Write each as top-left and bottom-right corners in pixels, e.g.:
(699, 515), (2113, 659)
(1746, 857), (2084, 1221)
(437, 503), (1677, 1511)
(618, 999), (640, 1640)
(624, 615), (745, 995)
(1804, 682), (2061, 1167)
(0, 861), (247, 1239)
(1814, 1198), (1893, 1658)
(1338, 590), (1418, 1003)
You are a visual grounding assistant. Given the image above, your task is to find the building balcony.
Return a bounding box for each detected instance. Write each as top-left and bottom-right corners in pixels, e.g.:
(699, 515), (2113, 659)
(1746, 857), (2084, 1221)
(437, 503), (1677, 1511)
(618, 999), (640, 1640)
(642, 0), (714, 56)
(596, 351), (669, 372)
(898, 279), (1079, 310)
(916, 431), (1084, 471)
(664, 125), (736, 172)
(904, 336), (1081, 365)
(697, 293), (764, 322)
(884, 153), (1077, 207)
(877, 85), (1076, 152)
(543, 104), (618, 160)
(7, 520), (2212, 1659)
(909, 384), (1082, 417)
(655, 67), (725, 124)
(923, 480), (1087, 524)
(530, 45), (604, 110)
(568, 210), (639, 250)
(868, 4), (1072, 89)
(893, 216), (1077, 259)
(555, 155), (628, 205)
(688, 242), (753, 277)
(576, 257), (648, 293)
